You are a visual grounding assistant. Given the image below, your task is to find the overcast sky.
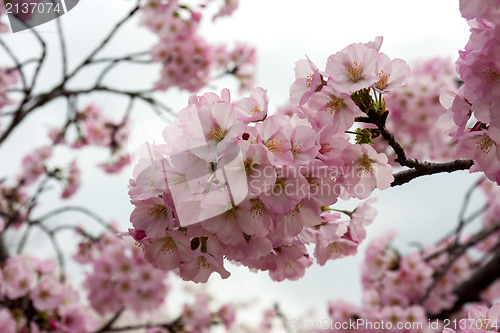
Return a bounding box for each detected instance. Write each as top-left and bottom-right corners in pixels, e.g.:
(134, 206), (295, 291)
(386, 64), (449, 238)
(0, 0), (485, 328)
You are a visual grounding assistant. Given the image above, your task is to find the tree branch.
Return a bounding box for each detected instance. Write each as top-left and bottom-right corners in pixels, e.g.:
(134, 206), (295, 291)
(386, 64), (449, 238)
(0, 233), (10, 262)
(391, 159), (474, 186)
(66, 1), (141, 82)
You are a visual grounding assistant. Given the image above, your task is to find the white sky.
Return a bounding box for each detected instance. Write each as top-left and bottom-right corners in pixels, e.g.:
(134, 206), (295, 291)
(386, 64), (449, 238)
(0, 0), (484, 329)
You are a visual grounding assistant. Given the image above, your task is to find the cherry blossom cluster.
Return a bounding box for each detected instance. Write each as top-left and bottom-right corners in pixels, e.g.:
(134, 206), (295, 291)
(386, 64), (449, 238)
(473, 179), (500, 254)
(0, 255), (97, 333)
(0, 178), (30, 232)
(18, 144), (80, 195)
(274, 177), (500, 333)
(442, 303), (500, 333)
(277, 232), (486, 333)
(141, 0), (256, 92)
(360, 233), (472, 316)
(373, 58), (460, 164)
(127, 38), (411, 282)
(49, 103), (131, 174)
(441, 0), (500, 183)
(80, 233), (170, 315)
(0, 144), (81, 231)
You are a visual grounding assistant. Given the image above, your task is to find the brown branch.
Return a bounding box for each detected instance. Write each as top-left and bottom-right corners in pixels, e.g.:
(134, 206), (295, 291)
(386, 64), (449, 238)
(0, 233), (9, 262)
(391, 159), (474, 186)
(356, 111), (474, 187)
(95, 309), (124, 333)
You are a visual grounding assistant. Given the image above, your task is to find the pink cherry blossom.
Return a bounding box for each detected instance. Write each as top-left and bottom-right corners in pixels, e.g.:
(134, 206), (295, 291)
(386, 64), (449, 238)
(326, 42), (378, 94)
(289, 56), (324, 105)
(307, 85), (365, 133)
(342, 143), (394, 199)
(234, 87), (269, 123)
(0, 308), (16, 333)
(31, 276), (64, 311)
(373, 52), (410, 93)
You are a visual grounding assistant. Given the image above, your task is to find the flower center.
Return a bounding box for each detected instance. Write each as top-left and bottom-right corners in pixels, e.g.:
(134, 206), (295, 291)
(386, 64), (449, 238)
(250, 199), (265, 220)
(376, 70), (391, 89)
(197, 256), (210, 270)
(221, 207), (238, 223)
(319, 143), (333, 154)
(358, 154), (374, 173)
(306, 74), (313, 88)
(326, 97), (343, 114)
(244, 160), (258, 175)
(148, 205), (166, 218)
(291, 140), (302, 156)
(161, 237), (176, 255)
(483, 68), (499, 84)
(264, 137), (283, 154)
(476, 134), (494, 154)
(345, 62), (363, 82)
(251, 105), (261, 115)
(208, 124), (226, 142)
(272, 177), (286, 195)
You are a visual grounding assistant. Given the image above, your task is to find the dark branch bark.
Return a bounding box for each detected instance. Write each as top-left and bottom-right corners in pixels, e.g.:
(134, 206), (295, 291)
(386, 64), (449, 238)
(391, 159), (474, 186)
(95, 309), (124, 333)
(0, 233), (9, 262)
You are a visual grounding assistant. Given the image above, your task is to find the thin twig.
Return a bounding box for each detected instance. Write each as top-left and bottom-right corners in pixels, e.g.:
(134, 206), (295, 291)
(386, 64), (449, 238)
(27, 27), (47, 94)
(36, 223), (66, 282)
(0, 38), (28, 89)
(55, 17), (68, 79)
(66, 1), (141, 82)
(37, 206), (116, 232)
(453, 177), (485, 247)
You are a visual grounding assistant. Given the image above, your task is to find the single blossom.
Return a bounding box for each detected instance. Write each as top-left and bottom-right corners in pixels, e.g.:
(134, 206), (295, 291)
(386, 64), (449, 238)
(325, 42), (378, 94)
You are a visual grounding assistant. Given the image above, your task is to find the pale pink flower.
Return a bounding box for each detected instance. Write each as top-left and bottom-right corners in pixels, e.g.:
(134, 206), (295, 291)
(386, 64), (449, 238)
(254, 115), (294, 166)
(308, 85), (364, 133)
(31, 277), (63, 311)
(289, 56), (324, 105)
(373, 52), (410, 93)
(0, 308), (16, 333)
(285, 116), (321, 166)
(180, 252), (230, 283)
(59, 305), (95, 333)
(342, 143), (393, 199)
(218, 303), (236, 329)
(314, 237), (358, 265)
(182, 294), (212, 329)
(326, 42), (378, 94)
(268, 246), (312, 281)
(273, 199), (321, 238)
(130, 196), (176, 238)
(234, 87), (269, 123)
(460, 0), (500, 19)
(260, 166), (309, 215)
(238, 141), (276, 198)
(349, 197), (377, 242)
(61, 160), (81, 199)
(462, 303), (500, 333)
(457, 128), (500, 183)
(2, 256), (35, 299)
(144, 230), (193, 270)
(213, 0), (239, 20)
